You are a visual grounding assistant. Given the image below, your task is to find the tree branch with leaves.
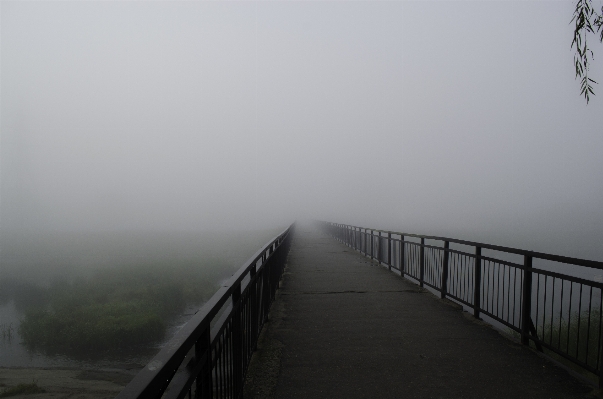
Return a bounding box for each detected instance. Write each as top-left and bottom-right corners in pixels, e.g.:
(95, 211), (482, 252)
(571, 0), (603, 103)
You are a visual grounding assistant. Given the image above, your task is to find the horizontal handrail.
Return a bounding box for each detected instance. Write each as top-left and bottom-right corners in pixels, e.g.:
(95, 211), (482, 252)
(116, 223), (295, 399)
(338, 224), (603, 270)
(320, 221), (603, 387)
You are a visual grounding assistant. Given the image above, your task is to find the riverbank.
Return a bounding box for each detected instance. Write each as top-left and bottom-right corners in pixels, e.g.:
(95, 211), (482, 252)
(0, 367), (137, 398)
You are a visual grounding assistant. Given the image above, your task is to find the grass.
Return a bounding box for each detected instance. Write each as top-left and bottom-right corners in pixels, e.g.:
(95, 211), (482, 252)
(18, 259), (232, 355)
(540, 308), (602, 371)
(503, 308), (603, 382)
(0, 382), (46, 397)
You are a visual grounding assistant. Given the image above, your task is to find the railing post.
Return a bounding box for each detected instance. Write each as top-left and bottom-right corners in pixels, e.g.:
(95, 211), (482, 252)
(250, 264), (258, 350)
(440, 241), (449, 299)
(262, 254), (270, 323)
(370, 230), (374, 260)
(231, 282), (243, 398)
(400, 235), (405, 277)
(387, 232), (392, 271)
(521, 255), (533, 345)
(195, 326), (212, 398)
(474, 246), (482, 318)
(419, 238), (425, 287)
(376, 232), (380, 263)
(362, 229), (365, 255)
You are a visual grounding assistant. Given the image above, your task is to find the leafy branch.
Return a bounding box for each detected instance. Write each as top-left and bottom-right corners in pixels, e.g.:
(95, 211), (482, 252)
(571, 0), (603, 103)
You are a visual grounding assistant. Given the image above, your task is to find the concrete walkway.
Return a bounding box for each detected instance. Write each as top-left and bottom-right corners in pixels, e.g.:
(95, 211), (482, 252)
(243, 223), (596, 398)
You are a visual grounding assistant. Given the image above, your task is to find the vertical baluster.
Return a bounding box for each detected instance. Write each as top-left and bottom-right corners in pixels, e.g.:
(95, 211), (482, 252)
(419, 238), (425, 287)
(370, 230), (374, 260)
(379, 233), (383, 264)
(387, 232), (392, 271)
(440, 241), (449, 299)
(586, 287), (594, 365)
(576, 284), (584, 359)
(250, 264), (258, 351)
(513, 268), (519, 328)
(231, 283), (243, 398)
(262, 254), (270, 324)
(496, 263), (502, 318)
(474, 246), (482, 318)
(400, 236), (405, 277)
(506, 266), (512, 324)
(362, 229), (365, 255)
(219, 336), (225, 398)
(598, 291), (603, 388)
(195, 326), (212, 398)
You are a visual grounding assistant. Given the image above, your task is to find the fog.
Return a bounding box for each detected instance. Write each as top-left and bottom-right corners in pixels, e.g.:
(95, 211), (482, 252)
(1, 1), (602, 261)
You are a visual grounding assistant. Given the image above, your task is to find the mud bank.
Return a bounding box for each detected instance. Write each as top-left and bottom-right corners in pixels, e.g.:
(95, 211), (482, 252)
(0, 367), (139, 398)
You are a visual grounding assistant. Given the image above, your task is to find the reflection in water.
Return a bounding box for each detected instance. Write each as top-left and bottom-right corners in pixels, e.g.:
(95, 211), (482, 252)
(0, 299), (202, 370)
(0, 300), (149, 369)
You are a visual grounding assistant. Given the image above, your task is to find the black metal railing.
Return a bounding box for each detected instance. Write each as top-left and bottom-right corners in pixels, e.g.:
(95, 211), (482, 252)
(321, 221), (603, 386)
(116, 224), (294, 399)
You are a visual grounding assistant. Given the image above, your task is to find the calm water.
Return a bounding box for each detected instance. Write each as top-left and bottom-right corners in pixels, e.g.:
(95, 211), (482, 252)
(0, 300), (157, 369)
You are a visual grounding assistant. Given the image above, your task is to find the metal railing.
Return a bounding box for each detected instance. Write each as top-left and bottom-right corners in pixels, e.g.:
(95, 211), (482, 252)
(116, 223), (294, 399)
(321, 221), (603, 386)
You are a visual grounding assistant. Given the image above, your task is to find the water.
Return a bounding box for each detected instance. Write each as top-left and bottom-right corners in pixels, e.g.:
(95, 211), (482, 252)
(0, 228), (282, 370)
(0, 299), (179, 370)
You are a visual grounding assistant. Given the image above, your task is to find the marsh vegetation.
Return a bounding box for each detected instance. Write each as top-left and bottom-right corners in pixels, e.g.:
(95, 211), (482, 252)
(17, 260), (229, 355)
(0, 324), (14, 341)
(0, 229), (283, 364)
(504, 307), (602, 382)
(0, 381), (46, 397)
(539, 308), (602, 376)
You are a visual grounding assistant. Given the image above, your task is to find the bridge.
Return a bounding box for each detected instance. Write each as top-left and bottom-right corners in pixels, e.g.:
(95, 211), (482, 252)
(116, 221), (602, 398)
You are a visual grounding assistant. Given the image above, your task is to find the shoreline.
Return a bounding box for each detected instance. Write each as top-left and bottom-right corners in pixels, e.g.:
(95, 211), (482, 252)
(0, 367), (136, 398)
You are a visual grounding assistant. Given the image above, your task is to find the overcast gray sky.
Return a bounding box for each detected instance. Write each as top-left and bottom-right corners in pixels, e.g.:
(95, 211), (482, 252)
(1, 1), (602, 257)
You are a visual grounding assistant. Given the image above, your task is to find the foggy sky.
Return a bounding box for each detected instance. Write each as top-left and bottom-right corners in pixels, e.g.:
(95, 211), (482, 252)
(1, 1), (602, 258)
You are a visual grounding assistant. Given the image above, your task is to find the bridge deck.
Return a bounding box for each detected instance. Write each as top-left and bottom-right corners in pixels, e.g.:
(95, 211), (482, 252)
(243, 223), (595, 398)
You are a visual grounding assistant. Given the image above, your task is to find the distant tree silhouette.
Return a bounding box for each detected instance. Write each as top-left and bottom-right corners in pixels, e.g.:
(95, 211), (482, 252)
(571, 0), (603, 103)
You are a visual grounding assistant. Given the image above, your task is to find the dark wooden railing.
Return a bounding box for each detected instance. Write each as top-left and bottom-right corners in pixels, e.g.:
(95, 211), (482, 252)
(116, 224), (294, 399)
(321, 221), (603, 386)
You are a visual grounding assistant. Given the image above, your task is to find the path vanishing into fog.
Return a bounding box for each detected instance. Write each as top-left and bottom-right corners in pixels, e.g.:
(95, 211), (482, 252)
(244, 223), (595, 399)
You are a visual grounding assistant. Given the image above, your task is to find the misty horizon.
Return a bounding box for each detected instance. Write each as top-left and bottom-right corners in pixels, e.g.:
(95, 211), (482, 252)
(1, 1), (602, 261)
